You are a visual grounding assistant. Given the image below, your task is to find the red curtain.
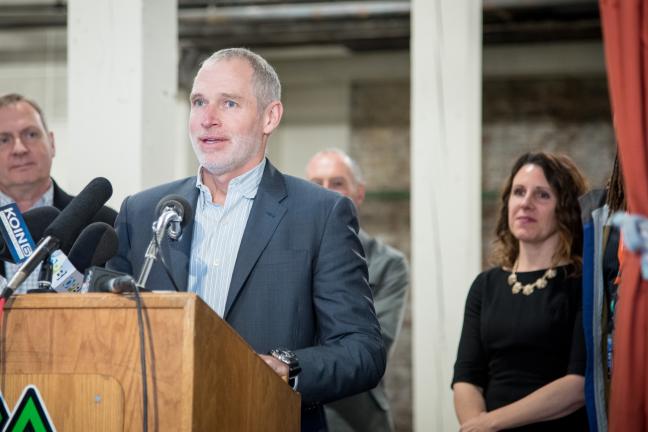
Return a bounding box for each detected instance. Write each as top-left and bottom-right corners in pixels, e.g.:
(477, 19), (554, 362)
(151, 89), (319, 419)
(600, 0), (648, 430)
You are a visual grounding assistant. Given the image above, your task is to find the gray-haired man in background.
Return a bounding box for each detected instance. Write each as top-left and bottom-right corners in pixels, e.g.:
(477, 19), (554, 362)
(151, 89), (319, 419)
(306, 149), (409, 432)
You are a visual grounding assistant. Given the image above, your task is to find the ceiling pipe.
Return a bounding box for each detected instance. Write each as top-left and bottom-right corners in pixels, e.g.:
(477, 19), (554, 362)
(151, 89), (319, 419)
(179, 1), (410, 23)
(483, 0), (596, 9)
(0, 0), (598, 29)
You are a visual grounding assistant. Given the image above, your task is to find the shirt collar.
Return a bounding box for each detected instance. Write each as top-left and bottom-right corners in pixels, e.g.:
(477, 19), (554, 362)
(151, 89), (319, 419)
(0, 180), (55, 210)
(195, 158), (266, 203)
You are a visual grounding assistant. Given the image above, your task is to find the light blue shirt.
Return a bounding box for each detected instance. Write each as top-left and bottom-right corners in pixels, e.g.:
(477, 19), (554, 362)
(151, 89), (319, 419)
(188, 159), (266, 316)
(0, 182), (54, 293)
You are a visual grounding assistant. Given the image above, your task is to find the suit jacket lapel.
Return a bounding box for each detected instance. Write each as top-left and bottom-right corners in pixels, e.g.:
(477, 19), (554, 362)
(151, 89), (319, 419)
(51, 179), (73, 210)
(164, 179), (200, 292)
(224, 162), (287, 318)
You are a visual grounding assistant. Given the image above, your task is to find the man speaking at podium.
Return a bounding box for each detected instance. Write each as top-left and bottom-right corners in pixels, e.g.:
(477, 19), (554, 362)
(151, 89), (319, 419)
(109, 48), (385, 431)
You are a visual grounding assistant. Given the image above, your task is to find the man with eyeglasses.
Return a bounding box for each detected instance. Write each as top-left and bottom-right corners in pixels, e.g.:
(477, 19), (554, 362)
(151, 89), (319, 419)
(0, 93), (116, 290)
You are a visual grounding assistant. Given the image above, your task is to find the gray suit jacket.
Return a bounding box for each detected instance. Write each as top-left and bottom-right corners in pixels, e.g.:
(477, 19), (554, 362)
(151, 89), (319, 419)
(108, 160), (386, 431)
(325, 230), (409, 432)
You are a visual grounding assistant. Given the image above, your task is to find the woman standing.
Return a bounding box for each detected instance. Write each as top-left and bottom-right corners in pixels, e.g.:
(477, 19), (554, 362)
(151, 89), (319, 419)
(453, 152), (589, 431)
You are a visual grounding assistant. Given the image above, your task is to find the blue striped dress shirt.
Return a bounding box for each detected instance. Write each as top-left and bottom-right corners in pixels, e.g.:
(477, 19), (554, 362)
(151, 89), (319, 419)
(188, 159), (266, 317)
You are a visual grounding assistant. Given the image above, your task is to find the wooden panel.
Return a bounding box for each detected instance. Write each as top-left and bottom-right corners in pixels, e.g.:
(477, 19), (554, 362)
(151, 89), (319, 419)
(2, 374), (123, 431)
(0, 293), (300, 431)
(0, 293), (193, 430)
(192, 298), (301, 431)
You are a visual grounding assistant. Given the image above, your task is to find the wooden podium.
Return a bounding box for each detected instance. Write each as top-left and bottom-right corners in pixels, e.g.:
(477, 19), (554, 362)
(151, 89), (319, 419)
(0, 293), (301, 431)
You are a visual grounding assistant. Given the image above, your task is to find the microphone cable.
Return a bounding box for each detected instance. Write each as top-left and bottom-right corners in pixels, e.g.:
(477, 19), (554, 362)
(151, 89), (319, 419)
(152, 233), (181, 292)
(133, 281), (149, 432)
(132, 193), (193, 429)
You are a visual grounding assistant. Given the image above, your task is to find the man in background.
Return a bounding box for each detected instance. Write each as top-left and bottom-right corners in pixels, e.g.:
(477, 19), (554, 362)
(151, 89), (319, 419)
(0, 93), (117, 290)
(306, 149), (409, 432)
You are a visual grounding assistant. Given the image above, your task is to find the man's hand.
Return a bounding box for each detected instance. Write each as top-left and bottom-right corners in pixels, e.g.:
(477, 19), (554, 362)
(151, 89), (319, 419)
(259, 354), (289, 382)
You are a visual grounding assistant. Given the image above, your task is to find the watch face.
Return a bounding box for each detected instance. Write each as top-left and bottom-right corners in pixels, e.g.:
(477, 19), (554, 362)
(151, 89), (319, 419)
(282, 351), (297, 361)
(271, 349), (301, 378)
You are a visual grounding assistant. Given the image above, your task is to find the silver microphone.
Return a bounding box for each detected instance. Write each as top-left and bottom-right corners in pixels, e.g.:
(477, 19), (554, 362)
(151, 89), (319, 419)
(153, 196), (192, 241)
(136, 195), (193, 290)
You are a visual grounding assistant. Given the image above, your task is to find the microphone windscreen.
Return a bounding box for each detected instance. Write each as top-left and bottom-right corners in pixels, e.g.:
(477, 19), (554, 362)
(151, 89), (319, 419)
(67, 222), (118, 272)
(43, 177), (113, 253)
(154, 195), (193, 229)
(0, 206), (60, 262)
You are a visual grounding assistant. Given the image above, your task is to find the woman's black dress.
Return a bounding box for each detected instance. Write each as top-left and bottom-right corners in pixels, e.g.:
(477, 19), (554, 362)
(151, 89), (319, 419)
(452, 266), (589, 431)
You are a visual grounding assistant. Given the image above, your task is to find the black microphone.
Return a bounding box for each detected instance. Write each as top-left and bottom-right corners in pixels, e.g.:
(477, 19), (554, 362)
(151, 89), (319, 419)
(2, 177), (113, 298)
(102, 275), (137, 293)
(67, 222), (119, 272)
(0, 206), (60, 262)
(48, 222), (119, 293)
(84, 267), (137, 293)
(44, 177), (113, 254)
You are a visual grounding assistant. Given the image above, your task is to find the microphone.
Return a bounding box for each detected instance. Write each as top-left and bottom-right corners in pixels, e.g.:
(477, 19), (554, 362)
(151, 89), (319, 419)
(136, 195), (193, 290)
(0, 206), (59, 293)
(0, 206), (60, 263)
(1, 177), (113, 298)
(68, 222), (118, 272)
(51, 222), (119, 292)
(153, 195), (193, 241)
(102, 275), (137, 293)
(44, 177), (113, 254)
(83, 266), (137, 293)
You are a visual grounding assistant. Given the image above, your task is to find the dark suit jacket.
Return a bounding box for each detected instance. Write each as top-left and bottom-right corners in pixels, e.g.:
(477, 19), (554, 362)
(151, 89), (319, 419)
(108, 160), (386, 431)
(0, 179), (118, 278)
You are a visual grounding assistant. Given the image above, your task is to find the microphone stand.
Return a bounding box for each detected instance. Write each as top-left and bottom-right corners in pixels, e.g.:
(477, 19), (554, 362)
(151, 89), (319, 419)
(1, 235), (60, 300)
(136, 210), (182, 291)
(31, 252), (56, 293)
(132, 208), (182, 432)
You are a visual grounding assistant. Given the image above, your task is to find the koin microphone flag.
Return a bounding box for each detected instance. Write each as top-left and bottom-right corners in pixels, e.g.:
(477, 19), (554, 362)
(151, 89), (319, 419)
(0, 206), (60, 263)
(0, 203), (36, 263)
(1, 177), (113, 298)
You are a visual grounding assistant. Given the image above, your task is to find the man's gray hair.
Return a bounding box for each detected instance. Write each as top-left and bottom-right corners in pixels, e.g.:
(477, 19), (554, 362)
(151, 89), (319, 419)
(316, 148), (365, 185)
(204, 47), (281, 109)
(0, 93), (49, 131)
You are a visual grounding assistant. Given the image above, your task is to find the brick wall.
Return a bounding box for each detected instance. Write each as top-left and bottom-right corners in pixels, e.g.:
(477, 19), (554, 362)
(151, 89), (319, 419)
(482, 76), (615, 265)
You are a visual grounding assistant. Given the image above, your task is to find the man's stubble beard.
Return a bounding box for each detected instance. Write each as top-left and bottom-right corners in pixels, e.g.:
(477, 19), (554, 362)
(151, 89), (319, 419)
(192, 132), (263, 177)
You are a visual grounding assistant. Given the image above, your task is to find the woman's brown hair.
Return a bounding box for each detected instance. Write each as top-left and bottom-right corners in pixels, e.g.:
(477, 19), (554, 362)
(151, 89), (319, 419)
(491, 152), (588, 270)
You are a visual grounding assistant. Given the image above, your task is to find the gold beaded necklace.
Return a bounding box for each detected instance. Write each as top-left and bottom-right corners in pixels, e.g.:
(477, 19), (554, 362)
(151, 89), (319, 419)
(507, 262), (557, 296)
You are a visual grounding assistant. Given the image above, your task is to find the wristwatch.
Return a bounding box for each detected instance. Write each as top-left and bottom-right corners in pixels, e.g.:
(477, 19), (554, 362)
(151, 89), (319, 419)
(270, 348), (301, 389)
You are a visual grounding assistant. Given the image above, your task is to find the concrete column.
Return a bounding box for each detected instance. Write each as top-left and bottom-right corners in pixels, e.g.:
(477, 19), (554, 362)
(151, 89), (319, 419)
(65, 0), (178, 208)
(411, 1), (482, 430)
